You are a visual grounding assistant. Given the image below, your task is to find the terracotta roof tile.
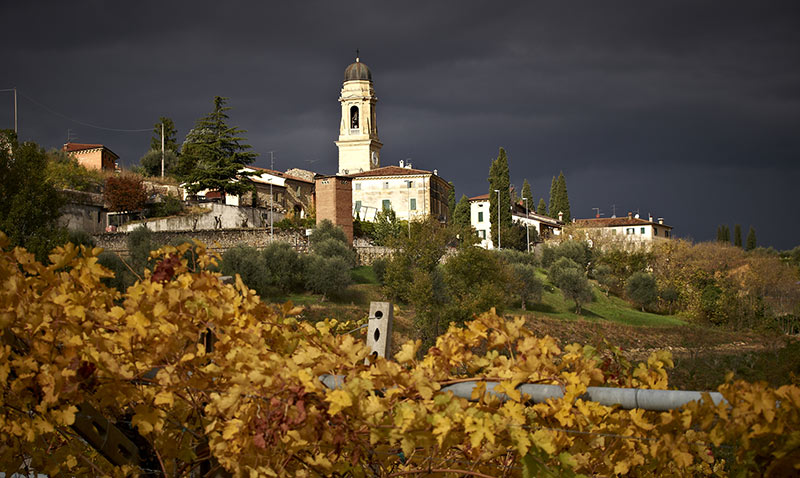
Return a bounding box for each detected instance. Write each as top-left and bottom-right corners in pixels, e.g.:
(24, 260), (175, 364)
(63, 142), (104, 152)
(246, 166), (313, 184)
(575, 217), (672, 228)
(469, 193), (490, 201)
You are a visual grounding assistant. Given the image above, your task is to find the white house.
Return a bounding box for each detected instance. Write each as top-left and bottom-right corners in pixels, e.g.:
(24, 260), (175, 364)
(573, 213), (673, 241)
(469, 194), (562, 249)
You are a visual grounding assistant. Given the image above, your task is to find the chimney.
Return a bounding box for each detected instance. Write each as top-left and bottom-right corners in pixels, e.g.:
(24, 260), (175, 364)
(628, 212), (633, 219)
(658, 217), (664, 225)
(399, 159), (404, 168)
(634, 213), (640, 219)
(648, 214), (653, 222)
(406, 162), (412, 169)
(433, 169), (438, 176)
(558, 211), (564, 222)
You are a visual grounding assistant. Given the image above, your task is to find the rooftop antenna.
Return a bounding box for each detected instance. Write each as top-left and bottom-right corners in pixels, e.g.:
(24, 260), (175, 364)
(592, 207), (603, 218)
(66, 128), (75, 143)
(611, 204), (617, 218)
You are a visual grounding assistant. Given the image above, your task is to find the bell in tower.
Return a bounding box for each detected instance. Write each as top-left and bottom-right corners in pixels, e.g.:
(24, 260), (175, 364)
(335, 55), (383, 174)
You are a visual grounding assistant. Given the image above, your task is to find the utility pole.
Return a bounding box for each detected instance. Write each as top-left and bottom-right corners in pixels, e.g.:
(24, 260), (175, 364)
(494, 189), (501, 250)
(523, 197), (530, 253)
(269, 151), (275, 241)
(13, 88), (17, 134)
(406, 180), (412, 238)
(161, 122), (165, 178)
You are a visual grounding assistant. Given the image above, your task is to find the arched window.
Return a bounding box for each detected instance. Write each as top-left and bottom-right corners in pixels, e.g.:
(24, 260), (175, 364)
(350, 106), (359, 130)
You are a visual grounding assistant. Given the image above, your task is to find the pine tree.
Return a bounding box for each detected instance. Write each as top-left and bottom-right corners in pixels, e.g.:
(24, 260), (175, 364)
(452, 195), (471, 229)
(487, 147), (512, 247)
(734, 224), (742, 247)
(181, 97), (258, 195)
(537, 198), (547, 216)
(150, 117), (179, 153)
(746, 227), (757, 250)
(521, 179), (533, 212)
(556, 172), (571, 223)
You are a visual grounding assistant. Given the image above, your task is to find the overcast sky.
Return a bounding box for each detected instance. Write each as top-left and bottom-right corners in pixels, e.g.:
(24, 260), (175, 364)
(2, 1), (798, 248)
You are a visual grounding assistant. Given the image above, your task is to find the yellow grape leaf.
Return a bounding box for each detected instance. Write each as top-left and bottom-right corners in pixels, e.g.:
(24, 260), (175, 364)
(671, 448), (693, 468)
(222, 419), (243, 440)
(531, 429), (557, 455)
(431, 414), (452, 447)
(154, 391), (174, 407)
(325, 389), (353, 416)
(395, 340), (420, 363)
(630, 409), (655, 431)
(614, 459), (631, 475)
(51, 405), (78, 426)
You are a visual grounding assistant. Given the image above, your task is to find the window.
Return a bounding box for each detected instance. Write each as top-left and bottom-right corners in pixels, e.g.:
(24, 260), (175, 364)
(407, 180), (413, 188)
(626, 228), (634, 235)
(612, 229), (617, 235)
(350, 105), (359, 129)
(410, 198), (416, 210)
(382, 199), (391, 211)
(383, 181), (389, 189)
(355, 183), (361, 190)
(654, 228), (658, 236)
(640, 227), (645, 235)
(665, 230), (670, 238)
(478, 211), (484, 222)
(479, 230), (486, 239)
(354, 200), (362, 212)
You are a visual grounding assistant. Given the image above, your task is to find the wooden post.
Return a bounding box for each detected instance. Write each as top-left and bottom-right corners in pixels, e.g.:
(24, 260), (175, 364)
(366, 301), (393, 360)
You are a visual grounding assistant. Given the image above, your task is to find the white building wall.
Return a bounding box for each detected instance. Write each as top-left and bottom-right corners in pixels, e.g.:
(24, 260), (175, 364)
(470, 199), (493, 249)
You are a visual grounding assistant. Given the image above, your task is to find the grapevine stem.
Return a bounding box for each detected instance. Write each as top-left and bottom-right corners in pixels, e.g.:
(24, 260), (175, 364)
(387, 468), (496, 478)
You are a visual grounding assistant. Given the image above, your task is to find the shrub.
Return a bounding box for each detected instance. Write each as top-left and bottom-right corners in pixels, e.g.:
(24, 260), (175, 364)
(66, 229), (96, 248)
(549, 257), (592, 314)
(148, 195), (183, 218)
(127, 225), (160, 275)
(97, 251), (135, 292)
(309, 219), (348, 246)
(304, 255), (352, 299)
(220, 245), (269, 297)
(371, 258), (388, 285)
(495, 248), (538, 267)
(442, 246), (513, 321)
(262, 242), (304, 293)
(312, 237), (357, 266)
(625, 272), (659, 312)
(591, 263), (615, 296)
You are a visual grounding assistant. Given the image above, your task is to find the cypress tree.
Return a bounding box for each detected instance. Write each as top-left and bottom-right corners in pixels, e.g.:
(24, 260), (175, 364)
(487, 147), (512, 247)
(746, 227), (757, 250)
(548, 176), (557, 219)
(556, 171), (571, 223)
(716, 225), (723, 242)
(537, 198), (547, 216)
(723, 225), (730, 243)
(734, 224), (742, 247)
(521, 179), (533, 212)
(453, 194), (471, 229)
(447, 181), (456, 220)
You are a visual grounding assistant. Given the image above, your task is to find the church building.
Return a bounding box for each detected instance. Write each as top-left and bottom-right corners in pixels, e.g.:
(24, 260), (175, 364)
(334, 56), (452, 224)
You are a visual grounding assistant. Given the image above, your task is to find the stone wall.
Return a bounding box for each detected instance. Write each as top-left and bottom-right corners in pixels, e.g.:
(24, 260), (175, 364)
(117, 202), (284, 233)
(94, 228), (308, 255)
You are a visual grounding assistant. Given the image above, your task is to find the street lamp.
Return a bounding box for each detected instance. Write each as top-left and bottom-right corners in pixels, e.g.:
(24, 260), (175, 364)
(406, 180), (412, 238)
(494, 189), (501, 249)
(523, 197), (530, 253)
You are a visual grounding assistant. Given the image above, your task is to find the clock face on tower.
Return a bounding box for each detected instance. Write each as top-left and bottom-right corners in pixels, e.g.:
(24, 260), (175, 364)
(371, 151), (379, 166)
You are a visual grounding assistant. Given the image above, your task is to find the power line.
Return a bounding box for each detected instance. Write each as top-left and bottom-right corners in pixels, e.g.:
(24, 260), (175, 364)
(17, 90), (151, 133)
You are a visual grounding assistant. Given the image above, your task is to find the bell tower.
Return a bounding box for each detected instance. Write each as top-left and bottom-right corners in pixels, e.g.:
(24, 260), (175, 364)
(336, 55), (382, 174)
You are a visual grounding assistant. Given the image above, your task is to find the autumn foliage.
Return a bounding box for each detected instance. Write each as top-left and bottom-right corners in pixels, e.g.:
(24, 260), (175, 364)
(104, 173), (149, 212)
(0, 234), (798, 477)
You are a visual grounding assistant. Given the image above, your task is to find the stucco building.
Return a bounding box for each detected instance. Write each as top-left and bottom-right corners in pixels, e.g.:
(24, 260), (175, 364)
(573, 213), (673, 241)
(469, 194), (562, 249)
(63, 142), (118, 171)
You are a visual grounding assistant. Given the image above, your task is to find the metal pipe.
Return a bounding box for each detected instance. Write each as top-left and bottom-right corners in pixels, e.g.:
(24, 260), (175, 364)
(319, 375), (727, 411)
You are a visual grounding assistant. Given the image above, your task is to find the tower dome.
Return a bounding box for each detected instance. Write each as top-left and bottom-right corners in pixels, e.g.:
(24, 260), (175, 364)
(344, 58), (372, 82)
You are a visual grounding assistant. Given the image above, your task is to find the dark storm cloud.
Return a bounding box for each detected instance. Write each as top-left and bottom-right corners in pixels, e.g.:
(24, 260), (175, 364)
(1, 0), (798, 247)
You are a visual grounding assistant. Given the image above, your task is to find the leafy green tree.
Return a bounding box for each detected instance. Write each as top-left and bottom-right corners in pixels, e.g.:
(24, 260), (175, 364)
(45, 149), (104, 192)
(625, 272), (658, 312)
(139, 149), (179, 177)
(311, 219), (349, 245)
(746, 227), (757, 251)
(734, 224), (743, 248)
(488, 147), (511, 247)
(383, 218), (452, 303)
(442, 245), (513, 320)
(592, 264), (615, 297)
(521, 179), (533, 211)
(180, 96), (257, 195)
(537, 197), (548, 216)
(659, 285), (680, 315)
(0, 133), (66, 261)
(309, 219), (356, 266)
(510, 262), (542, 310)
(549, 257), (593, 313)
(150, 116), (179, 153)
(452, 194), (471, 229)
(373, 208), (404, 246)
